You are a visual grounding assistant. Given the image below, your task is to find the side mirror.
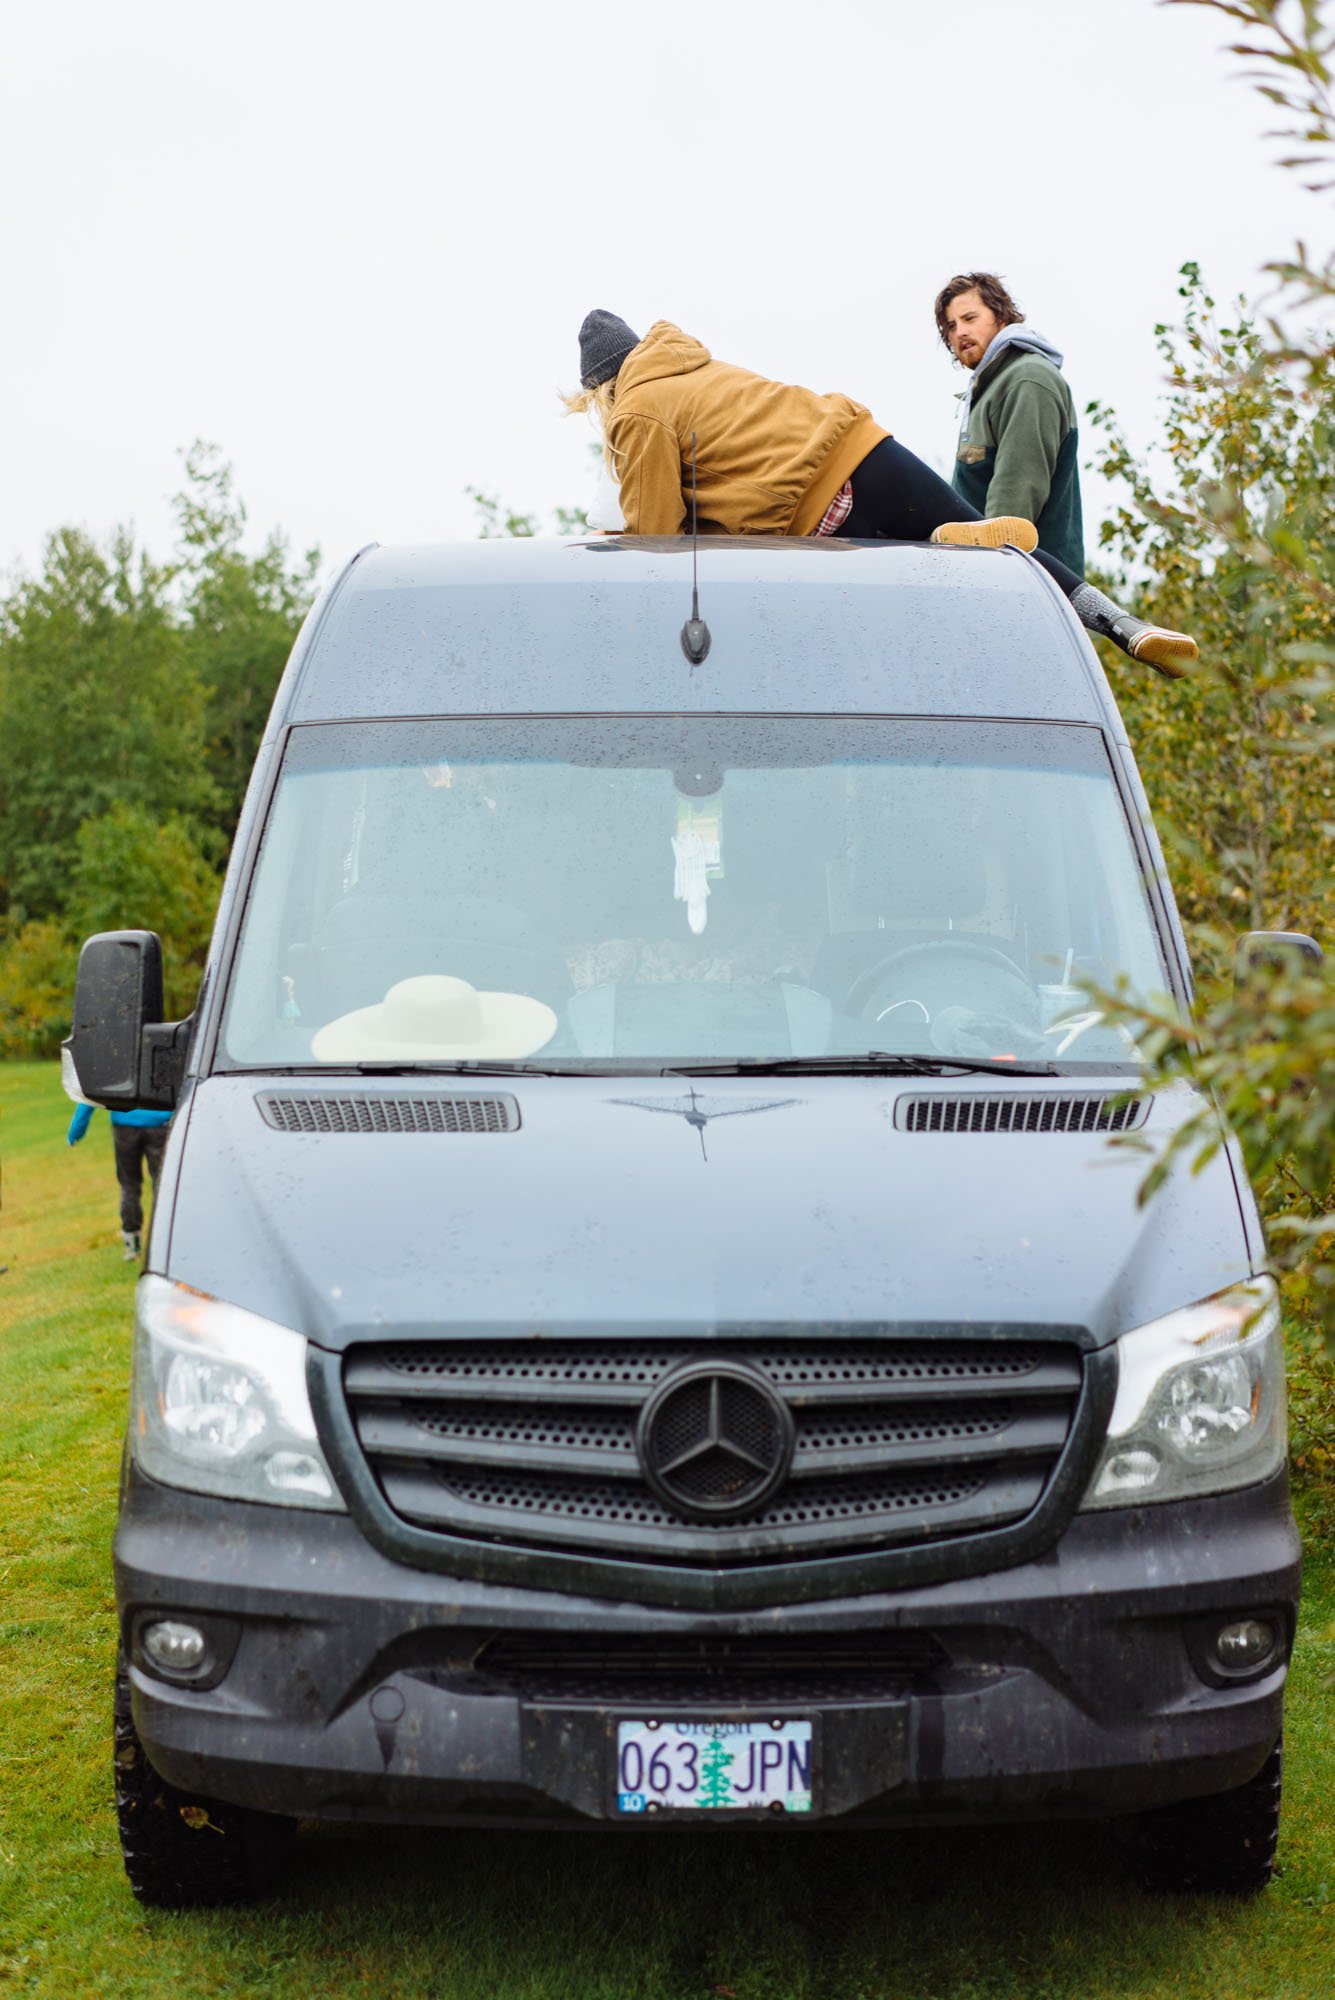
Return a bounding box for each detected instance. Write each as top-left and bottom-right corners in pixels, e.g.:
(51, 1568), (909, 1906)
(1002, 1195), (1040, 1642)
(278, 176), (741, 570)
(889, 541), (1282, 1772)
(1235, 930), (1323, 991)
(62, 930), (190, 1110)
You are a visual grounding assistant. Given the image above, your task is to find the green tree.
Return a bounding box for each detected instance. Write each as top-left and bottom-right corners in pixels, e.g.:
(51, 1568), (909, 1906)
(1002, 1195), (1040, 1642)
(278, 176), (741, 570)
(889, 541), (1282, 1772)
(466, 484), (590, 539)
(466, 486), (542, 538)
(465, 438), (603, 542)
(0, 526), (218, 923)
(1087, 264), (1335, 957)
(65, 802), (220, 1021)
(1095, 0), (1335, 1342)
(0, 446), (311, 1052)
(174, 441), (321, 835)
(0, 918), (78, 1059)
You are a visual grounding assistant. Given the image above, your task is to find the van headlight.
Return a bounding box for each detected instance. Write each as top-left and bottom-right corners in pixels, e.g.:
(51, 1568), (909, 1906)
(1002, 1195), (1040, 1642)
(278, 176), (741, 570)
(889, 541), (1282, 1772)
(1082, 1277), (1285, 1509)
(131, 1276), (345, 1511)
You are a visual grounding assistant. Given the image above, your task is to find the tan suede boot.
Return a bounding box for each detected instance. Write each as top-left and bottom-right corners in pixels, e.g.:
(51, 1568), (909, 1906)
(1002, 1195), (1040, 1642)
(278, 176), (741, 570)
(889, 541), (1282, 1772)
(1069, 582), (1199, 679)
(929, 517), (1039, 554)
(1123, 622), (1199, 679)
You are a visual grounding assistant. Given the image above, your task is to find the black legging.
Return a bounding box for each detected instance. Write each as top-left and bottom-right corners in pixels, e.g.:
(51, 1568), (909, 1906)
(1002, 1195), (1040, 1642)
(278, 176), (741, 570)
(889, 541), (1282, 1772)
(842, 438), (1082, 599)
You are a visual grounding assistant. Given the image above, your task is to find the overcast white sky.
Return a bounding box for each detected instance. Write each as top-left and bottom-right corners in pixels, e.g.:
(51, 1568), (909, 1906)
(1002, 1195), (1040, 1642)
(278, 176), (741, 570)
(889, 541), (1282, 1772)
(0, 0), (1323, 587)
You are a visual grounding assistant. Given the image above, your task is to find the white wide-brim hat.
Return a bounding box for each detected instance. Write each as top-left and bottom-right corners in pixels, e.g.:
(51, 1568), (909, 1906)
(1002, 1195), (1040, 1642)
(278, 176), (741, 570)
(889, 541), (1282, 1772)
(311, 974), (557, 1063)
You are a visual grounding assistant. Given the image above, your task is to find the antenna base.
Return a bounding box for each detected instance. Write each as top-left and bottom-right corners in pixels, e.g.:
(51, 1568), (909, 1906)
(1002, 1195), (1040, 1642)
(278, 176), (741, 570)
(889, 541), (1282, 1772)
(680, 618), (711, 665)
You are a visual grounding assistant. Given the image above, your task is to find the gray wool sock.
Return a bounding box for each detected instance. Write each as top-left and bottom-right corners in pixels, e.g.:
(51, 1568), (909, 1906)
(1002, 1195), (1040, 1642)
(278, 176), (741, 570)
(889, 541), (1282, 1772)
(1069, 582), (1133, 639)
(1067, 582), (1158, 659)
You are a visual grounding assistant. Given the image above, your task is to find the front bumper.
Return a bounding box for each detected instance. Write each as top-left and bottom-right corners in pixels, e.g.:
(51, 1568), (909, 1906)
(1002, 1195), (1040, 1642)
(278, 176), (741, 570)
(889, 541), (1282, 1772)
(115, 1464), (1300, 1828)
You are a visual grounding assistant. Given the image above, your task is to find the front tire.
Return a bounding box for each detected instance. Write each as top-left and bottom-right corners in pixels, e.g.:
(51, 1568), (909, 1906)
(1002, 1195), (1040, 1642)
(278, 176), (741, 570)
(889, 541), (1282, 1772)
(114, 1652), (295, 1908)
(1123, 1738), (1282, 1895)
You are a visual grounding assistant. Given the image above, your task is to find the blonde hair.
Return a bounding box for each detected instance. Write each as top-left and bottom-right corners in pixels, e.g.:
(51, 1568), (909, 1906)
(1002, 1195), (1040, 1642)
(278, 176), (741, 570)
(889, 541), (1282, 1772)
(561, 377), (619, 470)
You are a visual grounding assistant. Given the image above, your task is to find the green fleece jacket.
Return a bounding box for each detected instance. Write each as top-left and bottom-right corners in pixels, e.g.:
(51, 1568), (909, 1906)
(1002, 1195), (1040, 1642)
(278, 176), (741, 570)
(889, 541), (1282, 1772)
(951, 344), (1084, 578)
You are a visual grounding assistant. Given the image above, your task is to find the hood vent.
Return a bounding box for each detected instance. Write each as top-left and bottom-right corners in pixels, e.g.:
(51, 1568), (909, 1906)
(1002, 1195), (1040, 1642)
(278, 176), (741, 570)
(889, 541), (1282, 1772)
(896, 1092), (1147, 1135)
(258, 1092), (519, 1135)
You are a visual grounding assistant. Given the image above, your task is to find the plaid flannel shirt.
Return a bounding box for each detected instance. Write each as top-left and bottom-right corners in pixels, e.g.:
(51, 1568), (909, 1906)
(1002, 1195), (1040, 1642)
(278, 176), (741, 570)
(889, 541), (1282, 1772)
(812, 480), (853, 537)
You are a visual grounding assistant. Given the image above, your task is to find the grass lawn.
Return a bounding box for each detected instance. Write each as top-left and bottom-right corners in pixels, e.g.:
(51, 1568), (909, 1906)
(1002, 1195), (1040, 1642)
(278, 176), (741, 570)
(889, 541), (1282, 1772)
(2, 1056), (1333, 1999)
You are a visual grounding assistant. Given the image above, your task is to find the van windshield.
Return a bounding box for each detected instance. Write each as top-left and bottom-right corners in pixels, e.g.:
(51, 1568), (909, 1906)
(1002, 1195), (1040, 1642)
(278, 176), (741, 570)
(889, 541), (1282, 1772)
(219, 717), (1171, 1073)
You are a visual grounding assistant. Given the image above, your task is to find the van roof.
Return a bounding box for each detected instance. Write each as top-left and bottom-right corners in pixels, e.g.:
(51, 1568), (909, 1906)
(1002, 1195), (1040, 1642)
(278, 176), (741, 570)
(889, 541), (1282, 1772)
(285, 537), (1120, 731)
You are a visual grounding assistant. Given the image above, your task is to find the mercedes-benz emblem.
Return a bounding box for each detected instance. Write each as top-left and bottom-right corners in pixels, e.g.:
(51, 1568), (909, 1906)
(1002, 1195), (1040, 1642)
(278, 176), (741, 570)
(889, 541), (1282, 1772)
(636, 1361), (795, 1522)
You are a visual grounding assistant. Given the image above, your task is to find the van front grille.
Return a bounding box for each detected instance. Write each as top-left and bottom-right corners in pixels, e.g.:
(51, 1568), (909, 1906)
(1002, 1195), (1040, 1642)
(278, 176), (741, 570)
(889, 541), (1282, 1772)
(340, 1333), (1084, 1569)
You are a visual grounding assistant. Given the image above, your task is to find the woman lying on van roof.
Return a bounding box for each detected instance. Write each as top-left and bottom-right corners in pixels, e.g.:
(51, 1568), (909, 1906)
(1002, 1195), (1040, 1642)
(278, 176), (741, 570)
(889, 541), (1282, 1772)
(567, 311), (1197, 680)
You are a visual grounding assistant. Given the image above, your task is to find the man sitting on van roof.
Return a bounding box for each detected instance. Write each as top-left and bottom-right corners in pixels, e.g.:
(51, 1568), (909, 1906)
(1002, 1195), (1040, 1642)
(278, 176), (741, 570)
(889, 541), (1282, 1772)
(935, 271), (1196, 679)
(937, 272), (1084, 579)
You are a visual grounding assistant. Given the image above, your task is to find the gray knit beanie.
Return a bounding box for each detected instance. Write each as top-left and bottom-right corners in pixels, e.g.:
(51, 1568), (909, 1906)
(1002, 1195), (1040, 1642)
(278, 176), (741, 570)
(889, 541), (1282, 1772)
(579, 309), (640, 389)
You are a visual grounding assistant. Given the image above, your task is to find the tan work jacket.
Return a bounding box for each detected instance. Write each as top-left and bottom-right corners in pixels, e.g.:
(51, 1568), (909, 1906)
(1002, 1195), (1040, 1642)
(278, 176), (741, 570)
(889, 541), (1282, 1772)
(607, 322), (888, 537)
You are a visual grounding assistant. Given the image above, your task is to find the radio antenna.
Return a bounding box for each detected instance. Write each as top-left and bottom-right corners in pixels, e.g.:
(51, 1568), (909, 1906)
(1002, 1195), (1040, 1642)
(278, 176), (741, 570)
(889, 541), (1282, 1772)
(680, 431), (711, 665)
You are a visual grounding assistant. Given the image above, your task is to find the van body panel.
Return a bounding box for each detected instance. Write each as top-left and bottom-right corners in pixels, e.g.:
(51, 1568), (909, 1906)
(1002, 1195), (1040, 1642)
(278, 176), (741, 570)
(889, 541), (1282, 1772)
(116, 1463), (1298, 1825)
(160, 1075), (1249, 1352)
(111, 539), (1297, 1868)
(284, 539), (1104, 728)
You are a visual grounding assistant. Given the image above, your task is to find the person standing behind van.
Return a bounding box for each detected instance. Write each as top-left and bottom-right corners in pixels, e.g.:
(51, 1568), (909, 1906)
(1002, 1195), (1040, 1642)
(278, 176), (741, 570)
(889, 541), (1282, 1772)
(935, 273), (1196, 678)
(67, 1102), (171, 1260)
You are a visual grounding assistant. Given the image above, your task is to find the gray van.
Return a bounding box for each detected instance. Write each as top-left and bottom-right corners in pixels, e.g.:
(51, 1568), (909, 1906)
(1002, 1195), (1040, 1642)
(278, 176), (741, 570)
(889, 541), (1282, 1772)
(64, 536), (1300, 1907)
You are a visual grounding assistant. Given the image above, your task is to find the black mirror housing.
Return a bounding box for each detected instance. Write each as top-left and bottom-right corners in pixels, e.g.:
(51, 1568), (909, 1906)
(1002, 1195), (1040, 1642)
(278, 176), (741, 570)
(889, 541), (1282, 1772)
(1235, 929), (1323, 990)
(63, 930), (170, 1108)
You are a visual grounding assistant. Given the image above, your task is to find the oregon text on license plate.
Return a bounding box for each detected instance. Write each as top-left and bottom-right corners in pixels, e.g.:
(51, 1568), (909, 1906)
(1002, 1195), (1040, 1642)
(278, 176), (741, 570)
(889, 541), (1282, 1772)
(615, 1719), (814, 1814)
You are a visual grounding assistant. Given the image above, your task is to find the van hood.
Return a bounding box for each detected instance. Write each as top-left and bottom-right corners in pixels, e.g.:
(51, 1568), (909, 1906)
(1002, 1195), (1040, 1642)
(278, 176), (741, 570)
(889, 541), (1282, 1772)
(160, 1075), (1254, 1354)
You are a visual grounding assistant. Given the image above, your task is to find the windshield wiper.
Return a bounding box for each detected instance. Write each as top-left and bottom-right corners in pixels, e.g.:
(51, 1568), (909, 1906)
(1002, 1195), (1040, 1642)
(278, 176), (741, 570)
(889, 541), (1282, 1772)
(659, 1054), (1063, 1078)
(341, 1061), (588, 1078)
(240, 1055), (1069, 1081)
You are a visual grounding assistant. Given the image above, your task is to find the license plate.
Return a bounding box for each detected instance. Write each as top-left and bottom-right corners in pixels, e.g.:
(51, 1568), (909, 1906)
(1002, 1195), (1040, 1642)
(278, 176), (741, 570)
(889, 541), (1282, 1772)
(615, 1719), (814, 1814)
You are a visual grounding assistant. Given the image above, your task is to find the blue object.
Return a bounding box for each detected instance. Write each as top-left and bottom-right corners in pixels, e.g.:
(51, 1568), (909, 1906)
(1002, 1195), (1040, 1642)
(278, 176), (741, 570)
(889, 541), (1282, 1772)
(67, 1103), (171, 1145)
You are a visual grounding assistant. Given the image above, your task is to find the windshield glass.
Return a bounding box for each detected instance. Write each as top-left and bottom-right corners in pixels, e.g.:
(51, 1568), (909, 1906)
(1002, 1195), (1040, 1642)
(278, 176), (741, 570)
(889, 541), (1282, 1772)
(219, 717), (1170, 1072)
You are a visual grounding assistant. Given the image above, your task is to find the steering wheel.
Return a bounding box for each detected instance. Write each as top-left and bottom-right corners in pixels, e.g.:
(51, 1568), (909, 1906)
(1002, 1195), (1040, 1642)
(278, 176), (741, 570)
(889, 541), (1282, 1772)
(844, 937), (1029, 1022)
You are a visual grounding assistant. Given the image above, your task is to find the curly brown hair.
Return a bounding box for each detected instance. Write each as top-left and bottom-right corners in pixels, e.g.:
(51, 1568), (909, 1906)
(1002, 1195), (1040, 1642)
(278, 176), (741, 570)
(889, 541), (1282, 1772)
(933, 272), (1023, 350)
